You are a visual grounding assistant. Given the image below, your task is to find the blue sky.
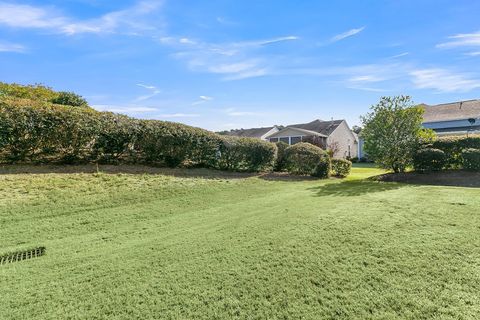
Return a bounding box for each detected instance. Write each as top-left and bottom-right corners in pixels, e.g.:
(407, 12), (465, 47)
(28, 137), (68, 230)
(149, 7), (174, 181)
(1, 0), (480, 131)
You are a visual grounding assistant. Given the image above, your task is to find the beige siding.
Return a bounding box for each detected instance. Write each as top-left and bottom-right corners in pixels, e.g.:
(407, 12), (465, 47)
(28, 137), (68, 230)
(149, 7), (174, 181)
(327, 121), (358, 159)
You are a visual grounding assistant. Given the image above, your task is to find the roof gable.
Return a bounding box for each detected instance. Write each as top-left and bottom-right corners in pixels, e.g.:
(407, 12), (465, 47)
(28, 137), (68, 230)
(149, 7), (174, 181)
(286, 119), (344, 136)
(267, 126), (327, 139)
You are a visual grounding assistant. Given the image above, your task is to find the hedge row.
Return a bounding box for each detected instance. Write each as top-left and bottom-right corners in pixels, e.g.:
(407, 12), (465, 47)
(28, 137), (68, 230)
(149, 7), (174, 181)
(462, 148), (480, 171)
(431, 135), (480, 168)
(413, 148), (446, 172)
(0, 100), (277, 172)
(414, 135), (480, 172)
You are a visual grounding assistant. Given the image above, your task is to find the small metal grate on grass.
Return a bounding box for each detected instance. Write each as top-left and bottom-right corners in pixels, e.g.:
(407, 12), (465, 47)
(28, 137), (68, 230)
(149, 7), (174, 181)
(0, 246), (46, 265)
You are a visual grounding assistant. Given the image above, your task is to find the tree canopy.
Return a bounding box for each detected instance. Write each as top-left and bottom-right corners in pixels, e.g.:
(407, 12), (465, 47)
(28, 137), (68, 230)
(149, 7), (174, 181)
(0, 82), (89, 108)
(361, 96), (435, 173)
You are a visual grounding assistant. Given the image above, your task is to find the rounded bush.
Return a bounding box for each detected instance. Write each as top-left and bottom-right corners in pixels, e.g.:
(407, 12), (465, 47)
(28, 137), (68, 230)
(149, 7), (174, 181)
(462, 148), (480, 171)
(313, 156), (331, 179)
(284, 142), (330, 177)
(413, 148), (446, 172)
(331, 159), (352, 177)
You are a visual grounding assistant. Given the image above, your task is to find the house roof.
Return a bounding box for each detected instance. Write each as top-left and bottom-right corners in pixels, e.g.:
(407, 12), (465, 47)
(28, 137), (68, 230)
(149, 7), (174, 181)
(267, 127), (328, 138)
(422, 100), (480, 123)
(286, 119), (344, 136)
(222, 126), (278, 138)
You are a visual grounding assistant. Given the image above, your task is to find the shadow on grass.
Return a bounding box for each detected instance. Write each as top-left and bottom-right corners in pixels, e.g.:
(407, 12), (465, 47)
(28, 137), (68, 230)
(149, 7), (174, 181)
(308, 178), (406, 197)
(375, 170), (480, 188)
(258, 172), (320, 181)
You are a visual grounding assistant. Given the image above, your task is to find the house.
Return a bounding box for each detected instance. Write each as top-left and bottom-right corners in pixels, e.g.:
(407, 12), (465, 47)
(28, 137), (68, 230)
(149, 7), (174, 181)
(222, 119), (358, 159)
(421, 100), (480, 136)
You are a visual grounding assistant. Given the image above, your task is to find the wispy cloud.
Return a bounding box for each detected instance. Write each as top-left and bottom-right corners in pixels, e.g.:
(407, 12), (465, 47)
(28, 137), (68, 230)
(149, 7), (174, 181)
(225, 108), (264, 116)
(389, 52), (409, 59)
(92, 104), (158, 113)
(346, 73), (390, 92)
(0, 41), (26, 53)
(161, 35), (298, 80)
(192, 95), (213, 106)
(437, 30), (480, 48)
(348, 75), (386, 83)
(410, 68), (480, 92)
(135, 83), (161, 101)
(0, 1), (164, 35)
(346, 86), (388, 92)
(465, 51), (480, 56)
(157, 113), (200, 118)
(331, 27), (365, 42)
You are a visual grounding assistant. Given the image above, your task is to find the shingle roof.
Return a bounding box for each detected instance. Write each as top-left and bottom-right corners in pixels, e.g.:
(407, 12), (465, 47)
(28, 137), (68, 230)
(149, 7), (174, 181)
(222, 126), (277, 138)
(267, 127), (328, 138)
(422, 100), (480, 123)
(286, 119), (344, 136)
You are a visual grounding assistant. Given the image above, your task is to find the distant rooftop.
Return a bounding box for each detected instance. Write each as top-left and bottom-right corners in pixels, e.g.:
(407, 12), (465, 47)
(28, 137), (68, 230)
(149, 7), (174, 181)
(221, 119), (345, 139)
(287, 119), (344, 136)
(221, 126), (278, 138)
(422, 100), (480, 123)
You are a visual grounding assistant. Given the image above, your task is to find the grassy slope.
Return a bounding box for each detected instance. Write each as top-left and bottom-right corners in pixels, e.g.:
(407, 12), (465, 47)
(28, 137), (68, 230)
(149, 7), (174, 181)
(0, 165), (479, 319)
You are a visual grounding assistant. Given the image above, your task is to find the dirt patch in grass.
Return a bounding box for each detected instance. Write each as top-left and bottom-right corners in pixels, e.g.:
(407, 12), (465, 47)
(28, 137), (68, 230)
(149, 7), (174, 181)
(375, 170), (480, 188)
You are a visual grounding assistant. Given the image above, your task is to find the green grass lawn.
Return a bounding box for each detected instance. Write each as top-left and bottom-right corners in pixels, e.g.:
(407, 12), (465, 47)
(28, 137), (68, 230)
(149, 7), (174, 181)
(1, 164), (479, 319)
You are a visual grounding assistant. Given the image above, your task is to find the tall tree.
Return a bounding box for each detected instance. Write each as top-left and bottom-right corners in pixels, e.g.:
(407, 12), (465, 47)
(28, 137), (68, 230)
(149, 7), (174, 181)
(361, 96), (434, 173)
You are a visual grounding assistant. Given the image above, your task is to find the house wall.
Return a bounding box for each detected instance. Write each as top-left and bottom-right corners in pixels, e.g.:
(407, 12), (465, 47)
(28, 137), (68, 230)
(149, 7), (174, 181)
(326, 121), (358, 159)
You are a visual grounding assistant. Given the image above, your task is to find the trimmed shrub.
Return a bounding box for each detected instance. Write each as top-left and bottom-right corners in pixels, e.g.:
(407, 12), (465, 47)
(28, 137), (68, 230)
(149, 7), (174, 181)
(274, 141), (289, 171)
(431, 135), (480, 168)
(284, 142), (330, 177)
(217, 136), (277, 172)
(134, 120), (222, 168)
(462, 148), (480, 171)
(313, 155), (331, 179)
(92, 113), (140, 164)
(0, 99), (101, 163)
(413, 148), (446, 172)
(331, 159), (352, 177)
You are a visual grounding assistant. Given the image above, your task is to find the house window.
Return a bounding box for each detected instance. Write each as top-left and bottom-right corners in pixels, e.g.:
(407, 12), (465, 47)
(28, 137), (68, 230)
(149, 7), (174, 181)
(290, 136), (302, 144)
(279, 137), (289, 144)
(269, 137), (279, 143)
(348, 145), (351, 158)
